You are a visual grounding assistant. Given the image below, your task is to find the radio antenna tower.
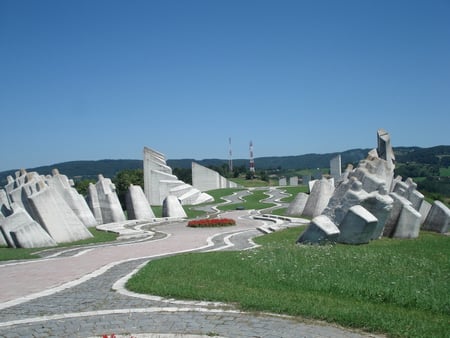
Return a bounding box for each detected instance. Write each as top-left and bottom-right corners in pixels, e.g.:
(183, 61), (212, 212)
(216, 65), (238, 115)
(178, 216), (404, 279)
(228, 137), (233, 172)
(249, 140), (255, 173)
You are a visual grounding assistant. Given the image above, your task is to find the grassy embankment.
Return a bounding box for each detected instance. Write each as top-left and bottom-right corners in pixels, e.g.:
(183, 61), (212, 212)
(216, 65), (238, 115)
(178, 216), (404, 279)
(127, 227), (450, 338)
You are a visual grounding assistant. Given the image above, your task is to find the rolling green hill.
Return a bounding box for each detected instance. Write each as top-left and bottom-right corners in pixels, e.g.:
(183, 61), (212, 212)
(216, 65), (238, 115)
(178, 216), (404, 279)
(1, 146), (449, 187)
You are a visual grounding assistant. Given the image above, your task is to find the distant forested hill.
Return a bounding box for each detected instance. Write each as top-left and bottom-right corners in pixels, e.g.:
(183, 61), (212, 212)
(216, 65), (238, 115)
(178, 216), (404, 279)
(1, 146), (449, 186)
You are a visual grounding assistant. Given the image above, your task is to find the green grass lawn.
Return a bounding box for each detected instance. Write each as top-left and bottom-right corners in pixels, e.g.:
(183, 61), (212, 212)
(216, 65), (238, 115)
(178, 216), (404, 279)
(217, 189), (275, 211)
(126, 227), (450, 338)
(229, 177), (270, 187)
(440, 167), (450, 176)
(0, 227), (118, 261)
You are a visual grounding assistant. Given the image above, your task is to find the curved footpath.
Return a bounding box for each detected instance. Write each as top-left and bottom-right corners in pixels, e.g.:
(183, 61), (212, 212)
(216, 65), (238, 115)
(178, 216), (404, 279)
(0, 199), (383, 337)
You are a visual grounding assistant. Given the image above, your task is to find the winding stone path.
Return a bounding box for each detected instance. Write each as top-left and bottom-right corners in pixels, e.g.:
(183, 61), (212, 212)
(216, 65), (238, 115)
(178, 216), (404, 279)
(0, 190), (382, 338)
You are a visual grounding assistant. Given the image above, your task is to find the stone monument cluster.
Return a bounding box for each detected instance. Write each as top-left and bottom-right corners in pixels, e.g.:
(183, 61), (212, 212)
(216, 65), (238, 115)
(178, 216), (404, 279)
(0, 169), (155, 248)
(293, 129), (449, 244)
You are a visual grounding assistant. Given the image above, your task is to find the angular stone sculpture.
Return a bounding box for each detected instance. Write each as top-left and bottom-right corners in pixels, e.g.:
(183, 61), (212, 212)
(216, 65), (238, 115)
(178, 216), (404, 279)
(86, 183), (103, 224)
(0, 189), (11, 217)
(144, 147), (213, 206)
(10, 220), (58, 248)
(162, 195), (187, 218)
(126, 184), (155, 220)
(289, 176), (298, 186)
(92, 175), (126, 223)
(192, 162), (238, 191)
(27, 180), (93, 243)
(337, 205), (378, 244)
(0, 205), (57, 248)
(3, 169), (93, 246)
(422, 201), (450, 234)
(330, 155), (342, 181)
(302, 178), (335, 218)
(297, 129), (436, 245)
(279, 177), (287, 186)
(297, 215), (340, 244)
(285, 192), (308, 216)
(46, 169), (97, 227)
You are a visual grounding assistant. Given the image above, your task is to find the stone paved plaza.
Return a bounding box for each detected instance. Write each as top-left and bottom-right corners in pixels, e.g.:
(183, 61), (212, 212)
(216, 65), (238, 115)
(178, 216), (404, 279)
(0, 191), (382, 338)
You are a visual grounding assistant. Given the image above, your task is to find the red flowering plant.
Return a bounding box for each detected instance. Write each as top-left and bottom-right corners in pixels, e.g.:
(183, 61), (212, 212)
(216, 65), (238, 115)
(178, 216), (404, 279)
(187, 218), (236, 228)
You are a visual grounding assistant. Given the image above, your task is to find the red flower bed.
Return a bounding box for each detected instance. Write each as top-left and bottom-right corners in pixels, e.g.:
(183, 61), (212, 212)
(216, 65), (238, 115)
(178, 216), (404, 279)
(187, 218), (236, 228)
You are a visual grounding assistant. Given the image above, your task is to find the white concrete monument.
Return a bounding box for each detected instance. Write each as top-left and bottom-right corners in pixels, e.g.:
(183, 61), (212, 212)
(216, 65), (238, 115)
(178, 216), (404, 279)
(162, 195), (187, 218)
(92, 175), (126, 223)
(192, 162), (238, 191)
(143, 147), (213, 206)
(330, 155), (342, 181)
(126, 184), (155, 220)
(297, 129), (432, 245)
(289, 176), (298, 186)
(46, 169), (97, 227)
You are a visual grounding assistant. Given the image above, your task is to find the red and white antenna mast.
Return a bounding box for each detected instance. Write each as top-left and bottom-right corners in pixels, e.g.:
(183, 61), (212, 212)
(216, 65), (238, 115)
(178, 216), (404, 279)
(249, 140), (255, 173)
(228, 137), (233, 172)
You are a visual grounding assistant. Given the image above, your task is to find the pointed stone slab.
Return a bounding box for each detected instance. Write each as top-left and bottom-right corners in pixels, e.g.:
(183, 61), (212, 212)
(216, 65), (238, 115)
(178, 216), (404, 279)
(297, 215), (340, 244)
(337, 205), (378, 244)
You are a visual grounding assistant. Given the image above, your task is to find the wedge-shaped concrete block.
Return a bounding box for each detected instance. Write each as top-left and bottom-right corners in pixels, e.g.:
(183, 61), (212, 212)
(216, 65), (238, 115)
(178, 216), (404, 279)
(360, 192), (393, 240)
(192, 162), (239, 191)
(297, 215), (340, 244)
(286, 192), (308, 216)
(422, 201), (450, 234)
(126, 184), (155, 220)
(47, 169), (97, 227)
(0, 216), (7, 246)
(0, 206), (56, 248)
(87, 183), (103, 224)
(302, 178), (335, 218)
(162, 195), (187, 218)
(10, 221), (57, 248)
(383, 192), (411, 237)
(419, 200), (432, 224)
(337, 205), (378, 244)
(0, 189), (11, 217)
(27, 182), (93, 243)
(95, 175), (126, 223)
(392, 203), (421, 238)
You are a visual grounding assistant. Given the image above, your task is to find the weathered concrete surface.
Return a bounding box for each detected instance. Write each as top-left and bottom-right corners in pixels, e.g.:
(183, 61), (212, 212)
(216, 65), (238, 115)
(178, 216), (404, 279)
(391, 203), (421, 239)
(47, 169), (97, 227)
(10, 221), (57, 248)
(86, 182), (103, 224)
(0, 189), (11, 217)
(126, 184), (155, 220)
(297, 215), (340, 244)
(94, 175), (126, 223)
(360, 192), (394, 239)
(285, 192), (308, 216)
(162, 195), (187, 218)
(422, 200), (450, 233)
(337, 205), (378, 244)
(0, 205), (56, 248)
(289, 176), (298, 186)
(330, 154), (342, 181)
(192, 162), (238, 191)
(302, 178), (335, 218)
(144, 147), (213, 206)
(27, 181), (93, 243)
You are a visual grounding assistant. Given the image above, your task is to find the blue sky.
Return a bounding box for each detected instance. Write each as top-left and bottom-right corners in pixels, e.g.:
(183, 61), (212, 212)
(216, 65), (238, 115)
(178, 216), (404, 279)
(1, 0), (449, 171)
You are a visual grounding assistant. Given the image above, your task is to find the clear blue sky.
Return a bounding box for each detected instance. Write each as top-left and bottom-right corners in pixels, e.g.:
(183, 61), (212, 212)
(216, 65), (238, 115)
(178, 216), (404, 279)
(1, 0), (449, 171)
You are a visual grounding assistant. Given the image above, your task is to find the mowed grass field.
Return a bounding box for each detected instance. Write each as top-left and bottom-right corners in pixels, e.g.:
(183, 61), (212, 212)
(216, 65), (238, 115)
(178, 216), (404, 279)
(127, 227), (450, 338)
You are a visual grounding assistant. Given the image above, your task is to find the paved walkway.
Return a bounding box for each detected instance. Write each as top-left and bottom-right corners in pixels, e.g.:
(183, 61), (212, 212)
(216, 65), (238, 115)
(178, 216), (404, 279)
(0, 191), (382, 338)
